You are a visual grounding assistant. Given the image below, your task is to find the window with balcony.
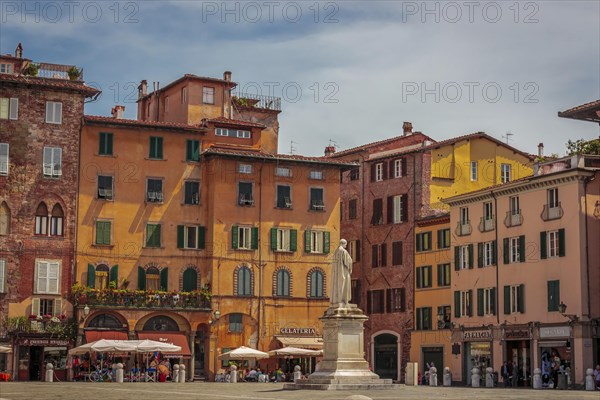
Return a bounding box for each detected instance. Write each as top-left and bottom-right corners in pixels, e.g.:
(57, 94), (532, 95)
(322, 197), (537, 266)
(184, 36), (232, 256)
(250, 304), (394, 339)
(97, 175), (114, 200)
(93, 264), (110, 290)
(184, 181), (200, 204)
(43, 147), (62, 177)
(232, 226), (258, 250)
(505, 196), (523, 227)
(99, 132), (113, 156)
(45, 101), (62, 124)
(454, 290), (472, 317)
(415, 307), (432, 330)
(146, 178), (164, 203)
(276, 185), (292, 209)
(477, 287), (496, 316)
(32, 298), (62, 317)
(238, 182), (254, 205)
(182, 268), (198, 292)
(480, 201), (495, 232)
(177, 225), (206, 249)
(145, 267), (161, 291)
(0, 143), (8, 175)
(501, 163), (511, 183)
(458, 207), (471, 235)
(416, 266), (432, 289)
(504, 284), (525, 314)
(542, 188), (563, 220)
(437, 263), (451, 286)
(309, 188), (324, 210)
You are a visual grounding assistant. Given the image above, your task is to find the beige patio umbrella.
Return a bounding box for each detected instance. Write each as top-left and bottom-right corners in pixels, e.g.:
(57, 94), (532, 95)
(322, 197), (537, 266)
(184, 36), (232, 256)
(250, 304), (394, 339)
(218, 346), (269, 362)
(268, 347), (322, 357)
(0, 345), (12, 353)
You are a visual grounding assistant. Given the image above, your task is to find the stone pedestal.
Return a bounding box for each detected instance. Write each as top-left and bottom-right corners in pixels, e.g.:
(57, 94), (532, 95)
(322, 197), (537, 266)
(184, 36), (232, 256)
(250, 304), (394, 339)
(285, 305), (396, 390)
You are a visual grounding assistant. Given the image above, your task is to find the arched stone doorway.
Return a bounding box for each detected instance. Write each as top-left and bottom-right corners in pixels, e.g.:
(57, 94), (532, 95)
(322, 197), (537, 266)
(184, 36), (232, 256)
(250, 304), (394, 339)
(373, 333), (399, 380)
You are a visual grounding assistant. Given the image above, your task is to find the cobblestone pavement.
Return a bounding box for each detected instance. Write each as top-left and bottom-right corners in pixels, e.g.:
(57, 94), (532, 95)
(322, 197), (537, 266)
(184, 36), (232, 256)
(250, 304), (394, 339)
(0, 382), (598, 400)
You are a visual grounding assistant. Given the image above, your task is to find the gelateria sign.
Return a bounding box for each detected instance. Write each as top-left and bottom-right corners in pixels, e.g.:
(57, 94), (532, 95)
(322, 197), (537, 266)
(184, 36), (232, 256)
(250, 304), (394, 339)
(279, 327), (316, 335)
(462, 330), (491, 341)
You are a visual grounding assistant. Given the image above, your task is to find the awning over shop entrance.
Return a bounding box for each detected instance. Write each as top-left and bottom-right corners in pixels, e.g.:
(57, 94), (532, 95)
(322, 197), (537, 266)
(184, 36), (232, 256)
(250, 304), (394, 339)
(275, 336), (323, 349)
(137, 332), (191, 358)
(85, 330), (128, 342)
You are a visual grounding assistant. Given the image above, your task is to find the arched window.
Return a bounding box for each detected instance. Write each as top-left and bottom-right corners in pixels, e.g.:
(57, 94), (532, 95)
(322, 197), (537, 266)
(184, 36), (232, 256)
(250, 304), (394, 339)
(309, 270), (324, 298)
(143, 315), (179, 331)
(275, 269), (290, 297)
(95, 264), (109, 290)
(146, 267), (160, 291)
(236, 266), (252, 296)
(50, 204), (64, 236)
(0, 202), (10, 235)
(182, 268), (198, 292)
(88, 313), (122, 329)
(35, 203), (48, 235)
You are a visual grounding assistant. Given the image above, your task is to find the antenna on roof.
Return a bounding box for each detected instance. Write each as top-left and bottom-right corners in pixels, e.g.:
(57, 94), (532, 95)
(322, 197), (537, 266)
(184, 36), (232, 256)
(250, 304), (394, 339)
(328, 139), (338, 149)
(502, 131), (514, 144)
(290, 140), (298, 155)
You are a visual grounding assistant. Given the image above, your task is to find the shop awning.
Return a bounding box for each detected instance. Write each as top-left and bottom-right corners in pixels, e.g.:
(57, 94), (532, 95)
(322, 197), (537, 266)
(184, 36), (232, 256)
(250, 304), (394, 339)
(275, 336), (323, 349)
(85, 330), (128, 342)
(136, 332), (191, 358)
(539, 340), (567, 348)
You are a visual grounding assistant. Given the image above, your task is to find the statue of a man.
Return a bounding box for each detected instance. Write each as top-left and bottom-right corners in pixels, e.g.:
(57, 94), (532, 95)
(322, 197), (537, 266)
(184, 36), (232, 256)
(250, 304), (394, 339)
(330, 239), (353, 306)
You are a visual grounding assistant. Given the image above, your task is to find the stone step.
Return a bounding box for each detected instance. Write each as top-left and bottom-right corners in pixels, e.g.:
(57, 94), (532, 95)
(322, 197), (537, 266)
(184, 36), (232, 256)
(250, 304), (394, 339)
(304, 378), (394, 385)
(284, 382), (398, 391)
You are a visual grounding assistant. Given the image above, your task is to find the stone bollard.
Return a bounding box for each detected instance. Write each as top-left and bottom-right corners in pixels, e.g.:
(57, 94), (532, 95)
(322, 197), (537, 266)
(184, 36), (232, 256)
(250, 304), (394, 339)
(179, 364), (186, 383)
(443, 367), (452, 387)
(116, 363), (124, 383)
(585, 368), (595, 391)
(45, 363), (54, 382)
(532, 368), (542, 389)
(173, 364), (179, 383)
(565, 367), (571, 388)
(229, 364), (237, 383)
(293, 365), (302, 382)
(471, 367), (480, 388)
(557, 370), (566, 390)
(429, 367), (437, 387)
(485, 367), (494, 388)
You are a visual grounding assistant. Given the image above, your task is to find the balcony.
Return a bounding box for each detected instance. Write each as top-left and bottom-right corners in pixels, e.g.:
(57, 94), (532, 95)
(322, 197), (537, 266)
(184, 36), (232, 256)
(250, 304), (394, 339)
(478, 217), (495, 232)
(71, 287), (211, 310)
(17, 61), (84, 81)
(541, 203), (564, 221)
(5, 316), (73, 335)
(232, 92), (281, 111)
(504, 210), (524, 227)
(455, 221), (472, 236)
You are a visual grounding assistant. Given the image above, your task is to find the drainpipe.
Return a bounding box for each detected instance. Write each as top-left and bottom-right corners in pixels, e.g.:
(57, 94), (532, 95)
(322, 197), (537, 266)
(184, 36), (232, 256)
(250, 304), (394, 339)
(583, 176), (594, 318)
(256, 157), (266, 349)
(491, 191), (500, 325)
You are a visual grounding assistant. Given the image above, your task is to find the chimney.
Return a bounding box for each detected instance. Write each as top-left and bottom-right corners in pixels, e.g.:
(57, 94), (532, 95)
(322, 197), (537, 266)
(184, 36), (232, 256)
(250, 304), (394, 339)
(223, 71), (232, 82)
(15, 43), (23, 58)
(403, 121), (413, 136)
(324, 145), (336, 157)
(111, 105), (125, 119)
(538, 143), (544, 157)
(138, 80), (147, 99)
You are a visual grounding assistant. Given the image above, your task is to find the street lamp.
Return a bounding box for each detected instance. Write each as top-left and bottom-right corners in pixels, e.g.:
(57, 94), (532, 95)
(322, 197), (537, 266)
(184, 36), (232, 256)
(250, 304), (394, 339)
(558, 302), (579, 322)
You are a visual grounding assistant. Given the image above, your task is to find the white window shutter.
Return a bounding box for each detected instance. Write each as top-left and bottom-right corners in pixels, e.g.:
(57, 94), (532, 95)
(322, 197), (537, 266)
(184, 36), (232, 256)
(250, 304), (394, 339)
(0, 259), (5, 293)
(45, 102), (52, 123)
(53, 298), (63, 316)
(0, 143), (7, 175)
(37, 261), (48, 293)
(31, 298), (40, 316)
(55, 102), (62, 124)
(0, 98), (8, 119)
(48, 262), (59, 294)
(53, 148), (62, 176)
(9, 98), (18, 120)
(43, 147), (52, 176)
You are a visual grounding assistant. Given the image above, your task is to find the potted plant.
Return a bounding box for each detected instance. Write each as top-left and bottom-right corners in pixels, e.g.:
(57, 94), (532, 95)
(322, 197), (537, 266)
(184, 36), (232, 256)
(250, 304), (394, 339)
(23, 63), (39, 76)
(67, 66), (81, 80)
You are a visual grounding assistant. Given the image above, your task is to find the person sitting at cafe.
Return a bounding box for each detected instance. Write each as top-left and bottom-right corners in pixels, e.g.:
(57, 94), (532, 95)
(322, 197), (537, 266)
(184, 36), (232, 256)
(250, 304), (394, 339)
(157, 360), (170, 382)
(246, 368), (258, 382)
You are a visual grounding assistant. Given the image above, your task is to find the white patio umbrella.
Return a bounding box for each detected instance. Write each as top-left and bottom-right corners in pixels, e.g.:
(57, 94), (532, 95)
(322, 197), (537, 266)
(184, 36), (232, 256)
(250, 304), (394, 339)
(268, 347), (322, 357)
(0, 345), (12, 353)
(218, 346), (269, 362)
(136, 339), (181, 353)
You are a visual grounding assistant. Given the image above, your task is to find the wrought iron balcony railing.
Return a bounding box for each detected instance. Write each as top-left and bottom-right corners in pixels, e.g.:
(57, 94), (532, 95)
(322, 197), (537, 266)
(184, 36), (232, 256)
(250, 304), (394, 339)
(72, 288), (211, 310)
(478, 217), (495, 232)
(541, 203), (564, 221)
(504, 210), (523, 227)
(455, 221), (472, 236)
(232, 92), (281, 111)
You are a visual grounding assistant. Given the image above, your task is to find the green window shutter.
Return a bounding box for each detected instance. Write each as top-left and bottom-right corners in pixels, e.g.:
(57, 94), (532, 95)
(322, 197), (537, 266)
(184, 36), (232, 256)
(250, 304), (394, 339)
(492, 241), (497, 265)
(467, 290), (473, 316)
(517, 284), (525, 313)
(198, 226), (206, 249)
(99, 133), (106, 155)
(323, 231), (330, 254)
(103, 222), (111, 245)
(503, 285), (510, 314)
(183, 268), (197, 292)
(107, 133), (113, 155)
(437, 230), (442, 249)
(95, 221), (104, 245)
(157, 137), (163, 159)
(87, 263), (96, 287)
(231, 226), (238, 249)
(270, 228), (277, 251)
(32, 298), (40, 316)
(304, 230), (311, 253)
(437, 264), (442, 287)
(149, 137), (155, 158)
(160, 268), (168, 291)
(477, 243), (484, 268)
(138, 267), (146, 290)
(416, 234), (422, 252)
(477, 288), (484, 316)
(558, 228), (566, 257)
(251, 227), (259, 250)
(146, 224), (153, 247)
(110, 265), (118, 286)
(177, 225), (185, 249)
(468, 244), (474, 269)
(454, 291), (461, 318)
(490, 287), (497, 315)
(540, 231), (547, 259)
(290, 229), (298, 252)
(547, 280), (560, 312)
(519, 235), (526, 262)
(503, 238), (509, 264)
(416, 308), (422, 330)
(454, 247), (460, 271)
(416, 268), (422, 289)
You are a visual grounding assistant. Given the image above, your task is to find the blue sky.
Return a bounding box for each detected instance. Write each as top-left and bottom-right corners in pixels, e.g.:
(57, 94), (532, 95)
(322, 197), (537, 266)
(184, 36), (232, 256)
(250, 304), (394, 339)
(1, 1), (598, 156)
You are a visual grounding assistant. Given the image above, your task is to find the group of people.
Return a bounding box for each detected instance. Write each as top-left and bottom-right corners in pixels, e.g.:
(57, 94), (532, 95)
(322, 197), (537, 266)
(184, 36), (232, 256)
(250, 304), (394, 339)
(218, 366), (302, 383)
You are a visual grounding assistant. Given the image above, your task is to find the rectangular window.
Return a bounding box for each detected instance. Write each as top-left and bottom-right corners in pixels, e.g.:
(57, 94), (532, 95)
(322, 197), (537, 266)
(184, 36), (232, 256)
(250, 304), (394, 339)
(471, 161), (477, 181)
(95, 221), (111, 245)
(45, 101), (62, 124)
(181, 87), (187, 104)
(460, 290), (472, 317)
(349, 199), (357, 219)
(146, 178), (164, 203)
(309, 170), (323, 180)
(509, 196), (520, 215)
(0, 143), (8, 175)
(483, 241), (495, 266)
(39, 299), (55, 316)
(394, 159), (403, 178)
(392, 241), (403, 266)
(460, 245), (470, 269)
(438, 229), (451, 249)
(507, 284), (524, 314)
(0, 259), (6, 293)
(215, 128), (251, 138)
(392, 195), (403, 223)
(547, 188), (559, 208)
(276, 185), (291, 209)
(371, 243), (387, 268)
(460, 207), (469, 225)
(368, 290), (385, 314)
(547, 280), (560, 312)
(0, 98), (18, 120)
(238, 182), (254, 205)
(236, 226), (253, 250)
(164, 96), (169, 112)
(203, 87), (215, 104)
(275, 167), (292, 177)
(99, 132), (114, 156)
(43, 147), (62, 177)
(145, 223), (162, 248)
(375, 163), (383, 181)
(0, 63), (12, 74)
(238, 163), (252, 174)
(437, 305), (451, 329)
(437, 263), (451, 286)
(415, 307), (432, 330)
(186, 139), (200, 162)
(548, 230), (559, 258)
(348, 240), (361, 262)
(310, 188), (324, 210)
(228, 313), (242, 333)
(350, 168), (359, 180)
(275, 228), (291, 252)
(178, 225), (205, 249)
(484, 202), (493, 220)
(416, 266), (432, 289)
(36, 261), (60, 294)
(478, 287), (495, 316)
(184, 181), (200, 205)
(371, 198), (383, 225)
(149, 136), (163, 159)
(310, 231), (325, 254)
(416, 232), (432, 252)
(510, 237), (520, 263)
(97, 175), (114, 200)
(501, 163), (511, 183)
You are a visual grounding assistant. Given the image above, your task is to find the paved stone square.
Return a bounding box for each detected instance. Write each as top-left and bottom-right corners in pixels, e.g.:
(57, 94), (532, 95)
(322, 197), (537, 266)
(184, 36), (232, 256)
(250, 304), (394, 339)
(0, 382), (598, 400)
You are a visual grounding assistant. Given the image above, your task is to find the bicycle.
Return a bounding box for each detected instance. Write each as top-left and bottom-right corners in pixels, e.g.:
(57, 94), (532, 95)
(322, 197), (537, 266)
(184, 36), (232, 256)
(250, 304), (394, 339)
(88, 367), (113, 382)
